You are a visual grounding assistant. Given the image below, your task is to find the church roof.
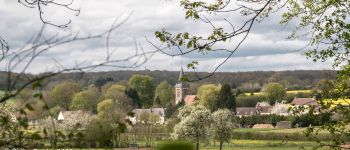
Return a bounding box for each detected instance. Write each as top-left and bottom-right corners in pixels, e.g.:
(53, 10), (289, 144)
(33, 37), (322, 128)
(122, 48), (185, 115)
(184, 95), (196, 105)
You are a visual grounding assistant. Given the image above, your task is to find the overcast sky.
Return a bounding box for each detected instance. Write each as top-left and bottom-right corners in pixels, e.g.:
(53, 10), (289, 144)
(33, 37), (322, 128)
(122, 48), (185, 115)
(0, 0), (334, 73)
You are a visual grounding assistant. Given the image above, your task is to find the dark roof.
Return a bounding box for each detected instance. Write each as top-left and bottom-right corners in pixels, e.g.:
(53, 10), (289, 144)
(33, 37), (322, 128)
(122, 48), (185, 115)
(236, 107), (257, 116)
(256, 105), (273, 114)
(291, 98), (318, 106)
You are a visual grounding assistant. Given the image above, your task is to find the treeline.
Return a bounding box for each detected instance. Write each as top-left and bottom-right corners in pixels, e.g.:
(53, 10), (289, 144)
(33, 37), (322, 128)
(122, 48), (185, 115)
(0, 70), (337, 93)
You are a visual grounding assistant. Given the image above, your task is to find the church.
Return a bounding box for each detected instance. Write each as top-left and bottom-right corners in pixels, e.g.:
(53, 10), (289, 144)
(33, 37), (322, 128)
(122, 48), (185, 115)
(174, 68), (196, 105)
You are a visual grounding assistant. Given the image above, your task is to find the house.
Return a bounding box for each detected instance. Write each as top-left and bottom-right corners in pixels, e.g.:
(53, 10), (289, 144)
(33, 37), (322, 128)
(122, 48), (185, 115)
(290, 97), (320, 114)
(236, 107), (258, 117)
(271, 102), (290, 116)
(130, 108), (165, 125)
(291, 97), (318, 106)
(255, 102), (273, 115)
(56, 110), (95, 130)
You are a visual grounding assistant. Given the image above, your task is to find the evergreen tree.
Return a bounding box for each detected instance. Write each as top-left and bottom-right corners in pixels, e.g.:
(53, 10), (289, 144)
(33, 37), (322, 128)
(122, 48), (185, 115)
(125, 87), (141, 108)
(153, 96), (161, 107)
(217, 84), (236, 112)
(128, 74), (155, 108)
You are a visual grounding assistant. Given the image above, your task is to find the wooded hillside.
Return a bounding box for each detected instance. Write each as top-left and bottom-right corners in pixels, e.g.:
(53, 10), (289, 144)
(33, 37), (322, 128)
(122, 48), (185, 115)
(28, 70), (338, 92)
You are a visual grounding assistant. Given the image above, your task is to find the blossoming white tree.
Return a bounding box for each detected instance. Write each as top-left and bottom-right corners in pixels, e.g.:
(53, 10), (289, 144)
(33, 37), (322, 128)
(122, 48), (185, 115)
(173, 105), (212, 150)
(212, 109), (234, 150)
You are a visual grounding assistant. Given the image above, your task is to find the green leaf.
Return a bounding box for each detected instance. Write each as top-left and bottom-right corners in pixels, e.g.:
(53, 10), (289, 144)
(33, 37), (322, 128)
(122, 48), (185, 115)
(184, 32), (189, 39)
(176, 33), (182, 39)
(33, 93), (43, 99)
(31, 80), (42, 89)
(187, 41), (192, 48)
(25, 103), (34, 111)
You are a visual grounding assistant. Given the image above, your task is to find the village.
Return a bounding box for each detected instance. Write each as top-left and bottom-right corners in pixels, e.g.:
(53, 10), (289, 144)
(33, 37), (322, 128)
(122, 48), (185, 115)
(1, 0), (350, 149)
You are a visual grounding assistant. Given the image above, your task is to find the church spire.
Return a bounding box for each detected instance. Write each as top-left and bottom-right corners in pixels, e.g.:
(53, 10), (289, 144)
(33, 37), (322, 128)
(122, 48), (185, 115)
(178, 67), (185, 83)
(175, 67), (189, 105)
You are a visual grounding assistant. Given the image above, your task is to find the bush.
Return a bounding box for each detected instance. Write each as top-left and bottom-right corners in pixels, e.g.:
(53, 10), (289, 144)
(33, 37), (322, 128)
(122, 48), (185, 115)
(237, 115), (287, 127)
(292, 112), (333, 127)
(232, 131), (332, 141)
(236, 95), (266, 107)
(157, 141), (194, 150)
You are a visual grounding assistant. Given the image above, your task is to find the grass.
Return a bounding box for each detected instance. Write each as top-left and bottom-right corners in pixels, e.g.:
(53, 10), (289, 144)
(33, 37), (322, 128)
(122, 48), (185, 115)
(242, 90), (312, 96)
(234, 128), (307, 133)
(200, 139), (319, 150)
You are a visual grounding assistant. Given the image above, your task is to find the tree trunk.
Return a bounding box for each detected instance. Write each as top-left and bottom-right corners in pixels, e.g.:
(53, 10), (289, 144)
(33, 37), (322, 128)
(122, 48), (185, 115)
(196, 142), (199, 150)
(219, 142), (223, 150)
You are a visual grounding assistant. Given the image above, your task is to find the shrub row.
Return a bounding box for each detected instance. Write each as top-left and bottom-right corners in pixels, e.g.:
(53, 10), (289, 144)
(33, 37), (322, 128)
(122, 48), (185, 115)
(232, 131), (333, 141)
(236, 115), (288, 127)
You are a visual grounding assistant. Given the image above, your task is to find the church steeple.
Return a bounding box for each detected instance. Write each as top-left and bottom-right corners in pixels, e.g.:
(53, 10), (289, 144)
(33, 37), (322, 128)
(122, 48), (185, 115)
(175, 68), (189, 105)
(178, 68), (185, 83)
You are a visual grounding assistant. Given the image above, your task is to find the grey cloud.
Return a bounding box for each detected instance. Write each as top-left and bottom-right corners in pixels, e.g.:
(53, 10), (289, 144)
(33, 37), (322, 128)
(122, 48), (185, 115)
(0, 0), (333, 73)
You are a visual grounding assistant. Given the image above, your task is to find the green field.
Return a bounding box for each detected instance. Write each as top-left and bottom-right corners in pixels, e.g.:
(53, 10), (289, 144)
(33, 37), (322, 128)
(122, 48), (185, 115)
(234, 128), (307, 133)
(199, 140), (318, 150)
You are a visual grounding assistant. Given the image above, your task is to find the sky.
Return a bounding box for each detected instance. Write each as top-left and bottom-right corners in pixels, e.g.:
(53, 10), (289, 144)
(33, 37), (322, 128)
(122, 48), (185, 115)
(0, 0), (334, 73)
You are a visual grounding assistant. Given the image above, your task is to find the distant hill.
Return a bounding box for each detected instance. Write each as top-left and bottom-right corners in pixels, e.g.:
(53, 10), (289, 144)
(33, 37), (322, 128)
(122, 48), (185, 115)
(0, 70), (337, 92)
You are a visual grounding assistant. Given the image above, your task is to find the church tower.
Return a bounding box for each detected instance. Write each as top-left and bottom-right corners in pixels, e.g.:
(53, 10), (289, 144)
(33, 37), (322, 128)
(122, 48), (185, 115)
(175, 68), (189, 104)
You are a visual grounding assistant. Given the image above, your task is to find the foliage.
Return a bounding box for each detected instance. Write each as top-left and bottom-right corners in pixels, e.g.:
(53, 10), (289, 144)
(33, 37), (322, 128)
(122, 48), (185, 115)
(153, 81), (174, 107)
(284, 92), (315, 103)
(70, 87), (100, 113)
(236, 95), (266, 107)
(1, 70), (336, 93)
(262, 83), (286, 105)
(125, 87), (141, 108)
(50, 81), (82, 110)
(211, 109), (234, 150)
(84, 118), (113, 147)
(42, 110), (94, 132)
(237, 115), (287, 127)
(165, 117), (180, 133)
(217, 84), (236, 112)
(197, 84), (221, 111)
(104, 84), (132, 112)
(128, 74), (155, 108)
(173, 105), (212, 150)
(281, 0), (350, 147)
(94, 77), (114, 89)
(281, 0), (350, 67)
(157, 141), (194, 150)
(292, 112), (333, 128)
(314, 79), (333, 99)
(165, 102), (183, 118)
(232, 130), (332, 142)
(97, 99), (124, 123)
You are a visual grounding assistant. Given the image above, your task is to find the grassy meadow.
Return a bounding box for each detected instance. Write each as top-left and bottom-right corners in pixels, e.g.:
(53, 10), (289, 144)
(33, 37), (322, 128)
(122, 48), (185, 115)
(201, 139), (319, 150)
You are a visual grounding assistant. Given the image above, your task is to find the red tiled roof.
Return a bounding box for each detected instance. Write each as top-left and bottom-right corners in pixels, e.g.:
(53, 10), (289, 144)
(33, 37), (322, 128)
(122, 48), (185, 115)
(291, 98), (318, 106)
(184, 95), (196, 105)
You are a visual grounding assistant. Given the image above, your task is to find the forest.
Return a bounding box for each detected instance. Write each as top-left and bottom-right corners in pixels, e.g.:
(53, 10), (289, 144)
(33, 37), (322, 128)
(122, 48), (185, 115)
(0, 70), (336, 93)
